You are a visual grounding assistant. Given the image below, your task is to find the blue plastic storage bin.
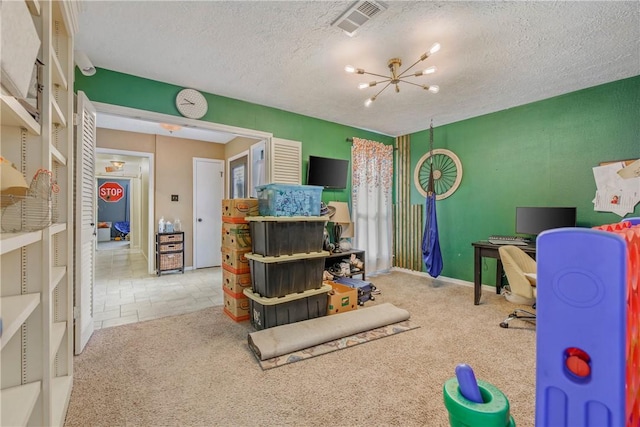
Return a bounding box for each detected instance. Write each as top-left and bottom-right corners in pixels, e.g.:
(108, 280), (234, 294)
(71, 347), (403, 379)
(255, 184), (323, 216)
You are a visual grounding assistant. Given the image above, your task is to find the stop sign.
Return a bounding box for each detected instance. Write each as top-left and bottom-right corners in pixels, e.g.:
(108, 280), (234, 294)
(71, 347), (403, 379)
(99, 182), (124, 202)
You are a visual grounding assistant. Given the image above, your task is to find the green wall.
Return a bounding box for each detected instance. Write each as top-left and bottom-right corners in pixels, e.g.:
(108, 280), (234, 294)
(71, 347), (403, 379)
(75, 68), (395, 204)
(77, 69), (639, 285)
(409, 76), (640, 284)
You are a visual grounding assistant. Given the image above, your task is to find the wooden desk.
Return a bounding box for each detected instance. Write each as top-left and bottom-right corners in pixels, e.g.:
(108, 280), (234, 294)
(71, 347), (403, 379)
(471, 241), (536, 305)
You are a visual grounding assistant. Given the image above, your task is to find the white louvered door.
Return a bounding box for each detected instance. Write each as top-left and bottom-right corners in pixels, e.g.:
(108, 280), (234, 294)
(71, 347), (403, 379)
(75, 91), (96, 354)
(268, 137), (302, 184)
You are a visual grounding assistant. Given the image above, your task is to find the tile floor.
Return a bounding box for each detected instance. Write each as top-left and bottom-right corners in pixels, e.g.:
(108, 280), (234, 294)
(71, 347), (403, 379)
(94, 248), (223, 330)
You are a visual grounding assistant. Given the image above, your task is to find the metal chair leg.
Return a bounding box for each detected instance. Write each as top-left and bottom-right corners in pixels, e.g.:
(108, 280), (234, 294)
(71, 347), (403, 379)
(499, 308), (536, 328)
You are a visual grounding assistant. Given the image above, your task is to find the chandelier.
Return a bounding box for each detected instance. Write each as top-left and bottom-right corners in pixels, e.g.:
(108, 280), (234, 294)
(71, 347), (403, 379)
(345, 42), (441, 107)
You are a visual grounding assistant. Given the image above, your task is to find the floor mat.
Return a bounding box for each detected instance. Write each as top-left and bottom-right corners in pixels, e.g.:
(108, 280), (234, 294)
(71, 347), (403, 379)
(256, 320), (419, 370)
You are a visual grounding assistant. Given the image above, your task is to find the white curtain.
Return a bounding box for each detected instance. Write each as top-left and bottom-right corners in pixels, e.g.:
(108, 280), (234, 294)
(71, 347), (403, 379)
(351, 138), (394, 274)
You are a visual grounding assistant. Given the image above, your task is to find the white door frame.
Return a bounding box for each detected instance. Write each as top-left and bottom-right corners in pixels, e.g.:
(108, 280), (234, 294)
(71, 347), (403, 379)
(92, 102), (273, 141)
(96, 147), (155, 274)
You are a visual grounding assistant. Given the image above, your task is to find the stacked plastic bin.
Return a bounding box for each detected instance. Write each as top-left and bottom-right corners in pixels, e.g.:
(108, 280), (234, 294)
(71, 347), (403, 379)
(221, 198), (259, 322)
(243, 184), (331, 330)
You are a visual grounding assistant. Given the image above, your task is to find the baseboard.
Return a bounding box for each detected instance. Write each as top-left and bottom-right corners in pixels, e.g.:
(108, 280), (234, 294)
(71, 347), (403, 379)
(390, 267), (496, 293)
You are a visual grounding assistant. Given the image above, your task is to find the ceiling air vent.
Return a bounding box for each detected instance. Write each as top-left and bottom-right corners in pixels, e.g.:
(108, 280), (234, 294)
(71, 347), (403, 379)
(332, 0), (387, 37)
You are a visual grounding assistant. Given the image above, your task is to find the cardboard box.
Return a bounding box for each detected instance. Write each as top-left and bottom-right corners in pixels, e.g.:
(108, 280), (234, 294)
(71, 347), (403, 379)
(222, 198), (259, 223)
(223, 287), (250, 322)
(221, 222), (251, 249)
(326, 281), (358, 315)
(222, 269), (252, 296)
(221, 246), (250, 274)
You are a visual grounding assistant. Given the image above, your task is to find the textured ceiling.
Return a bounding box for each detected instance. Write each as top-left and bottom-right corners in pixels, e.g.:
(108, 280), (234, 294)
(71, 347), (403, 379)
(75, 1), (640, 138)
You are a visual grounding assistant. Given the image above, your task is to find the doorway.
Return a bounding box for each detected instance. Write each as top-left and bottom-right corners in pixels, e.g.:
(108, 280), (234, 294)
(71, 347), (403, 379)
(86, 102), (271, 332)
(96, 148), (154, 272)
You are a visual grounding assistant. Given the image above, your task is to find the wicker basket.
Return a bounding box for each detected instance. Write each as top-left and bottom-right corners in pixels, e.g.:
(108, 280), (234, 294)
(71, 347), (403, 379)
(159, 252), (183, 270)
(159, 243), (183, 253)
(159, 233), (183, 243)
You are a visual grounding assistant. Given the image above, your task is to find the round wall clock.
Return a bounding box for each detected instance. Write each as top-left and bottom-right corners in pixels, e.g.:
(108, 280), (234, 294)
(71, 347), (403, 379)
(176, 88), (208, 119)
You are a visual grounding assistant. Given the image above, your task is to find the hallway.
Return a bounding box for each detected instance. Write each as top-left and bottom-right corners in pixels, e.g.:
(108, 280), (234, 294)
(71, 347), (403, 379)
(94, 249), (223, 329)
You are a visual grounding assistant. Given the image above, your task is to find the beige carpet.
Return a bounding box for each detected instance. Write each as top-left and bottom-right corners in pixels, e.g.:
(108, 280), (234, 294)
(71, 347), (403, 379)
(64, 270), (536, 427)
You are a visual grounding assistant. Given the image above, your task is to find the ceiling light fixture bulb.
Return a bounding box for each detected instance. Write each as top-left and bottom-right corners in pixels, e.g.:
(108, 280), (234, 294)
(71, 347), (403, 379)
(414, 66), (438, 77)
(364, 97), (375, 107)
(427, 85), (440, 93)
(359, 82), (377, 89)
(429, 43), (441, 55)
(423, 65), (437, 74)
(345, 65), (364, 74)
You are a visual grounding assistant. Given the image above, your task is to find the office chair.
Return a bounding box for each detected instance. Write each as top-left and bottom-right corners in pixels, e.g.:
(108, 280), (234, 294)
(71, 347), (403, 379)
(498, 245), (537, 328)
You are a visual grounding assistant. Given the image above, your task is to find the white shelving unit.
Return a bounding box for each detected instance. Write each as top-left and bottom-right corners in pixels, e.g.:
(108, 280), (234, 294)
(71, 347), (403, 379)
(0, 1), (77, 425)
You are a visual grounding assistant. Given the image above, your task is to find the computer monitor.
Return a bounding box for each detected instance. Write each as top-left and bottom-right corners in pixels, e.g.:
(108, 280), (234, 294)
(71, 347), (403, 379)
(516, 207), (577, 236)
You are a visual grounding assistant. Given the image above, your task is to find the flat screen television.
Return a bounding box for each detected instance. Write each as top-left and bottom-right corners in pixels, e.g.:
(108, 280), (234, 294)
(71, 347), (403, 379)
(516, 207), (577, 236)
(306, 155), (349, 189)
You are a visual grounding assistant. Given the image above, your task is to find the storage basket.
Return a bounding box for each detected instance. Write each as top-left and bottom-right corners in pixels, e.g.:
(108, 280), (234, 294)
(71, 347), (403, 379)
(159, 252), (183, 270)
(159, 233), (183, 243)
(159, 243), (183, 253)
(1, 168), (58, 232)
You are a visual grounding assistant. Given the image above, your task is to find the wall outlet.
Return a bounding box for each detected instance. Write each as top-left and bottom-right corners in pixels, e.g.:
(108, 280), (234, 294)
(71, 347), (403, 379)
(171, 194), (179, 201)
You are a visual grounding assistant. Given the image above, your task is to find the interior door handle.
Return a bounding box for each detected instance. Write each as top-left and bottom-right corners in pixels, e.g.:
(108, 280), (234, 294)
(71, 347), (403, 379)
(198, 218), (203, 222)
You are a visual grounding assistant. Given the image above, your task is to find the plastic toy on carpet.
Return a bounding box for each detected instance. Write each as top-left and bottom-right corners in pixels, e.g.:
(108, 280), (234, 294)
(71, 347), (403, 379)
(443, 363), (516, 426)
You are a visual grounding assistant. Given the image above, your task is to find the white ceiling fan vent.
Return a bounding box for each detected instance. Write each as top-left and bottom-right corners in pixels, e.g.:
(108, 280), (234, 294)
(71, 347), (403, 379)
(332, 0), (388, 37)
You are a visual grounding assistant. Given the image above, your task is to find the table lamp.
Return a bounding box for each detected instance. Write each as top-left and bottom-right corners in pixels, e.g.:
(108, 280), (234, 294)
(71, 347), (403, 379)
(328, 201), (353, 252)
